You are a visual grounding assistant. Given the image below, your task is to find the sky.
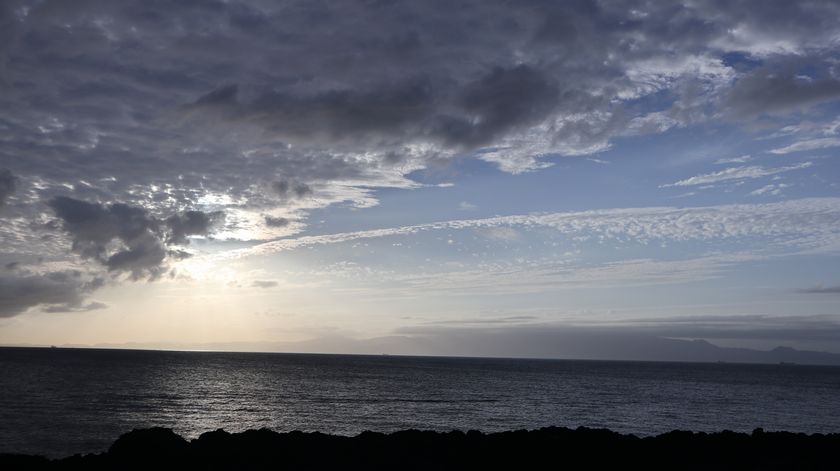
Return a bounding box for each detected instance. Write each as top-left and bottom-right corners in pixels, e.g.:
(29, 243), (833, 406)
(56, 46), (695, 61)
(1, 0), (840, 357)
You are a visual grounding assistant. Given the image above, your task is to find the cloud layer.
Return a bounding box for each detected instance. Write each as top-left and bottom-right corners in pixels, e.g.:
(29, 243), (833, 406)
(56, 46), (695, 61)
(231, 198), (840, 259)
(1, 0), (839, 233)
(662, 163), (812, 188)
(1, 0), (839, 332)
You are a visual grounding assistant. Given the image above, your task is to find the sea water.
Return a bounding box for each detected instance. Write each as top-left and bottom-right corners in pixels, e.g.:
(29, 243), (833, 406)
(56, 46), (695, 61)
(1, 347), (839, 457)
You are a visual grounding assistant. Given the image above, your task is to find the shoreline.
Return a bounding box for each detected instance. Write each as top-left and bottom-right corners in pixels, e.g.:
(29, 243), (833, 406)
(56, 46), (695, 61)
(3, 426), (839, 470)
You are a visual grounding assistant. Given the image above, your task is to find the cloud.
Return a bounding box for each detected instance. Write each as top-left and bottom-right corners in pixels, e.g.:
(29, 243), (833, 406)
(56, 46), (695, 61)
(661, 162), (812, 187)
(166, 210), (224, 245)
(0, 0), (839, 314)
(0, 169), (16, 207)
(188, 64), (562, 160)
(446, 65), (559, 147)
(251, 280), (278, 289)
(264, 216), (290, 228)
(269, 180), (313, 201)
(797, 285), (840, 294)
(478, 226), (520, 242)
(0, 270), (104, 318)
(769, 137), (840, 154)
(714, 155), (752, 164)
(372, 254), (761, 296)
(824, 117), (840, 136)
(1, 0), (838, 239)
(42, 301), (107, 313)
(750, 183), (789, 196)
(48, 196), (223, 279)
(225, 197), (840, 260)
(726, 67), (840, 117)
(427, 315), (540, 326)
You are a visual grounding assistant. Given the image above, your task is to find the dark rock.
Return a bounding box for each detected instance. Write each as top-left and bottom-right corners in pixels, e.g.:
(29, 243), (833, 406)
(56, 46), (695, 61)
(2, 426), (839, 470)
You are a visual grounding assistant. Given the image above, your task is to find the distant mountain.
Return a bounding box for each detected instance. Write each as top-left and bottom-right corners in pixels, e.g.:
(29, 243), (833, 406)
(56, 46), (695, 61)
(603, 338), (840, 366)
(31, 328), (840, 366)
(277, 333), (840, 366)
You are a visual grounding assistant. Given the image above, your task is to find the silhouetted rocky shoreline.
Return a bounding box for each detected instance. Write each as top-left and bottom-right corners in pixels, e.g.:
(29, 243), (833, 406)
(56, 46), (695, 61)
(2, 426), (838, 470)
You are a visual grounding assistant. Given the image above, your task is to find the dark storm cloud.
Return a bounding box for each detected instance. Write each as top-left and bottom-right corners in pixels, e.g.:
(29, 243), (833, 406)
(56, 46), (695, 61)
(48, 197), (161, 260)
(448, 65), (558, 146)
(47, 196), (223, 279)
(0, 270), (104, 317)
(726, 64), (840, 117)
(0, 169), (16, 207)
(190, 79), (438, 146)
(165, 210), (224, 245)
(190, 64), (559, 151)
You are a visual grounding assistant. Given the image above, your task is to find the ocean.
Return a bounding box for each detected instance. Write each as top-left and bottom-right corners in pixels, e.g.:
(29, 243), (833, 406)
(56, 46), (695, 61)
(1, 347), (839, 458)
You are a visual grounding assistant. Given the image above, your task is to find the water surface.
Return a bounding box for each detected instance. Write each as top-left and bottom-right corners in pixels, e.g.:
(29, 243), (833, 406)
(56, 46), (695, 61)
(1, 347), (839, 457)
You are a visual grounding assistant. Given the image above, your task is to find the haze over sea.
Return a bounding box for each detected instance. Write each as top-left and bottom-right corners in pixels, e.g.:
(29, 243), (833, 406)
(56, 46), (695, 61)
(1, 347), (839, 458)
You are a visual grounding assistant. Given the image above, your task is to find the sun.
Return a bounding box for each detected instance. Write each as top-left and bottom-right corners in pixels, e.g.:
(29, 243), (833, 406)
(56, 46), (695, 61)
(175, 256), (239, 284)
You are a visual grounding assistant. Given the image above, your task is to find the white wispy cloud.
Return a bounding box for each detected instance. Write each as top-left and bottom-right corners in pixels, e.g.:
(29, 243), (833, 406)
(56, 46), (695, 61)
(376, 253), (764, 296)
(824, 117), (840, 136)
(219, 197), (840, 260)
(750, 183), (790, 196)
(769, 137), (840, 154)
(660, 162), (812, 187)
(714, 155), (752, 164)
